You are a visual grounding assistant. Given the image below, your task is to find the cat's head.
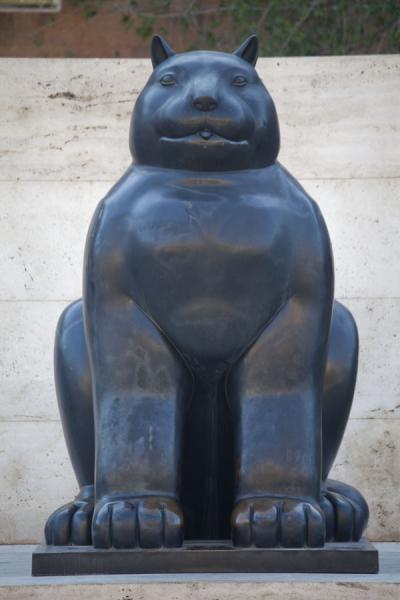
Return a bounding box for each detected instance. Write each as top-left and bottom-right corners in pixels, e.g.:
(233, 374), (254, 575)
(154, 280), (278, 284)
(130, 35), (280, 171)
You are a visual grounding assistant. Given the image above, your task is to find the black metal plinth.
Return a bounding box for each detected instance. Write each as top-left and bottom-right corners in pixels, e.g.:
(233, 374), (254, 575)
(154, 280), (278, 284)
(32, 539), (379, 576)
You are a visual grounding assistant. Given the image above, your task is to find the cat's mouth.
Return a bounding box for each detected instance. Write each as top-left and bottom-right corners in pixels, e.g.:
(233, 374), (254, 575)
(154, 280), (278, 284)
(160, 129), (248, 146)
(199, 129), (213, 140)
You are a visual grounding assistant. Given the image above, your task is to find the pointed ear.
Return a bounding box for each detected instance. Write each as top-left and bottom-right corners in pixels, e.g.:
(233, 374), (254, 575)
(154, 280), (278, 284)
(233, 35), (258, 66)
(151, 35), (175, 68)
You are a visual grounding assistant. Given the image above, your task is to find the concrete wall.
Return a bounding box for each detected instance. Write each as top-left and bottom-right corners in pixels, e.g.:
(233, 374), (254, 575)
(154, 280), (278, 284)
(0, 56), (399, 544)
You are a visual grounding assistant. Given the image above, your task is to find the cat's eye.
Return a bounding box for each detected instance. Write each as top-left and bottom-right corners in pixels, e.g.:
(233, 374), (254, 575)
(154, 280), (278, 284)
(232, 75), (248, 87)
(160, 74), (177, 86)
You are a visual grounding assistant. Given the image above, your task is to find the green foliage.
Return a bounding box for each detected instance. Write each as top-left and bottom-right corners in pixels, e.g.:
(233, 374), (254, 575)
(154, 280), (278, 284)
(73, 0), (102, 21)
(221, 0), (400, 55)
(136, 14), (156, 38)
(121, 14), (134, 31)
(83, 6), (97, 19)
(73, 0), (400, 55)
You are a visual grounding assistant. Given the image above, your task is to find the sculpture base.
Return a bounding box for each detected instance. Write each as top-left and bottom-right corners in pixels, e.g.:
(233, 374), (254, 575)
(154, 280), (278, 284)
(32, 539), (378, 575)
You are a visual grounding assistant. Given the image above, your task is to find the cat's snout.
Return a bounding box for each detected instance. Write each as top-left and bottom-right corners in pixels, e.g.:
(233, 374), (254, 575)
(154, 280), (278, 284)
(193, 95), (218, 112)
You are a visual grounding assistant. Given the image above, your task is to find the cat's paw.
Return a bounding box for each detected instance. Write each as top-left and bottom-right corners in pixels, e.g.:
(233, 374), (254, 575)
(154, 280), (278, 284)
(321, 480), (369, 541)
(232, 496), (325, 547)
(45, 487), (94, 545)
(92, 495), (184, 549)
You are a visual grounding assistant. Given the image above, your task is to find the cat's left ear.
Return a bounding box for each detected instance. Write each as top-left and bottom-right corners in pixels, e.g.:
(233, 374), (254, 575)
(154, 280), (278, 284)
(151, 35), (175, 68)
(233, 34), (258, 66)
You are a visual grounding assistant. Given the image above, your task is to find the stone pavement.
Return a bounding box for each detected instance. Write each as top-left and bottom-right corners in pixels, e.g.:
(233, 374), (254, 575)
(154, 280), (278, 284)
(0, 543), (399, 599)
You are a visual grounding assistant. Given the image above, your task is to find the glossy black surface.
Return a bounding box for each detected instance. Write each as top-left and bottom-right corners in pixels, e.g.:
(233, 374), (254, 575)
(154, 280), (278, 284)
(44, 35), (369, 551)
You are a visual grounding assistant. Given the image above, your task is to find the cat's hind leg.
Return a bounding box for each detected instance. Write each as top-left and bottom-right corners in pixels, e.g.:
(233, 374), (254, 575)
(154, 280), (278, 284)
(45, 299), (95, 545)
(321, 301), (369, 541)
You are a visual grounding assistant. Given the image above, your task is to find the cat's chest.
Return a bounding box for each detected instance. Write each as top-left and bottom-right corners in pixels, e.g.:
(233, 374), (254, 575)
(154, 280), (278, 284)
(130, 180), (287, 259)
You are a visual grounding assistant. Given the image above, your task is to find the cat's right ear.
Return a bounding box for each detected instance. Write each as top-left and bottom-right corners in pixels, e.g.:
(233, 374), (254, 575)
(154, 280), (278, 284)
(151, 35), (175, 68)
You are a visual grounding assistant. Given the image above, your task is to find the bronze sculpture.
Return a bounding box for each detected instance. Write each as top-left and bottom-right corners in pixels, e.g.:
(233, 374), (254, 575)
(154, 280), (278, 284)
(43, 34), (370, 552)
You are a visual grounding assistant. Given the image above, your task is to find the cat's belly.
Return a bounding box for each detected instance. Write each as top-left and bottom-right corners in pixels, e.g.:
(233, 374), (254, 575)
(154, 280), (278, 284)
(128, 189), (294, 363)
(136, 250), (287, 363)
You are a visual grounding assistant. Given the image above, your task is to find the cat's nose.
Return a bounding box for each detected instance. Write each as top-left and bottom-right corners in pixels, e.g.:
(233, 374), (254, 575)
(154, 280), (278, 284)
(193, 96), (218, 112)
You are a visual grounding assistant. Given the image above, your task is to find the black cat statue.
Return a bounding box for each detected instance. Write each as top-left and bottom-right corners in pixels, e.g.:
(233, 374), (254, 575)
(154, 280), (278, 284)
(33, 35), (378, 575)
